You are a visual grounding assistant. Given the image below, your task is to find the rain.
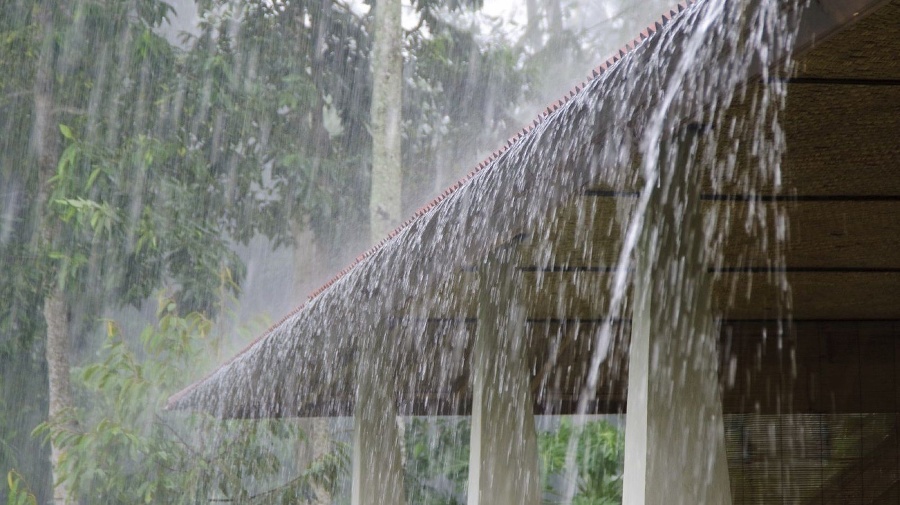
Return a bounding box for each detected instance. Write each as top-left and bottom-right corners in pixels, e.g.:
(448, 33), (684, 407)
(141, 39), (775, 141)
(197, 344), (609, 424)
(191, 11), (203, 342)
(3, 0), (898, 504)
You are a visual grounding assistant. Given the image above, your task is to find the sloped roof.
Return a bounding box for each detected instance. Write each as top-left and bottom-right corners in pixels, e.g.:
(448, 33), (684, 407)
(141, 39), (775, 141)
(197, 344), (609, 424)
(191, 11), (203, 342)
(167, 0), (900, 419)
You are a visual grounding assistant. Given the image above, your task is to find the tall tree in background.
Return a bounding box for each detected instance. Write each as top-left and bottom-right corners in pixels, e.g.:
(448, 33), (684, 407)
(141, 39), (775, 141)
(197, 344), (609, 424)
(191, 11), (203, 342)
(369, 0), (404, 240)
(401, 11), (522, 201)
(8, 2), (185, 501)
(30, 4), (71, 503)
(1, 0), (307, 500)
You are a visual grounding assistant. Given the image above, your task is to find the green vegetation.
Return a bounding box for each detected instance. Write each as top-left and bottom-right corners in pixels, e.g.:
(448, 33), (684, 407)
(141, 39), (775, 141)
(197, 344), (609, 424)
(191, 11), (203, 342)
(32, 296), (347, 504)
(540, 419), (624, 504)
(402, 417), (624, 504)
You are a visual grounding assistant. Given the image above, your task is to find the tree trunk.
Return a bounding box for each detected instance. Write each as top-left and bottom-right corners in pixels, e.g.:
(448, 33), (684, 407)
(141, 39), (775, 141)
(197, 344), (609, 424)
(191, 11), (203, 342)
(369, 0), (403, 240)
(33, 5), (76, 504)
(362, 0), (407, 500)
(44, 292), (74, 505)
(548, 0), (563, 35)
(525, 0), (540, 49)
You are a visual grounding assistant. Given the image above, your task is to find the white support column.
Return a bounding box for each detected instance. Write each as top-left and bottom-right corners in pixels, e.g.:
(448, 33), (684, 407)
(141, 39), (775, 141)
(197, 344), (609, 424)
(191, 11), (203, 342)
(352, 321), (406, 505)
(623, 129), (732, 505)
(467, 254), (541, 505)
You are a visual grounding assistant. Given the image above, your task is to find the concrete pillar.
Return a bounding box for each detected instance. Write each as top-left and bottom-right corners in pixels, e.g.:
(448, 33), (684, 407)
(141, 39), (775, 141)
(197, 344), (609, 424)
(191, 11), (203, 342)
(467, 252), (541, 505)
(622, 129), (732, 505)
(352, 321), (406, 505)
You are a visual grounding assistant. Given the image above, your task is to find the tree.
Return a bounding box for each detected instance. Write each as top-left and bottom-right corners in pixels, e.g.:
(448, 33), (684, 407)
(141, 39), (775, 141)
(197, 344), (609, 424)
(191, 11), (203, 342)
(540, 419), (625, 505)
(0, 0), (311, 500)
(402, 417), (624, 504)
(401, 12), (523, 201)
(369, 0), (404, 240)
(1, 2), (164, 500)
(36, 296), (348, 504)
(404, 418), (470, 505)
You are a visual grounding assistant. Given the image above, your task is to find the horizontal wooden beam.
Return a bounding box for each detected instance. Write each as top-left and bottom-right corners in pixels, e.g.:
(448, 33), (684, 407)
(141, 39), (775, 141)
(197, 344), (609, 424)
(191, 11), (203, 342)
(585, 190), (900, 202)
(782, 77), (900, 86)
(519, 266), (900, 273)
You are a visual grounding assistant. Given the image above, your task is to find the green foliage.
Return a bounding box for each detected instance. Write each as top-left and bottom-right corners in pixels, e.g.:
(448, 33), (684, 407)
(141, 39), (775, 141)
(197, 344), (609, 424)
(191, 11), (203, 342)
(540, 419), (625, 505)
(401, 417), (624, 505)
(402, 12), (524, 209)
(0, 352), (50, 503)
(6, 471), (37, 505)
(30, 297), (347, 504)
(405, 418), (470, 504)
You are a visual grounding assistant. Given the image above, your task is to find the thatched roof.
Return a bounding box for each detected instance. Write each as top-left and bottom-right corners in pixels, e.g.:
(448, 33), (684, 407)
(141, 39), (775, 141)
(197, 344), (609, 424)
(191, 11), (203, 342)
(167, 0), (900, 419)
